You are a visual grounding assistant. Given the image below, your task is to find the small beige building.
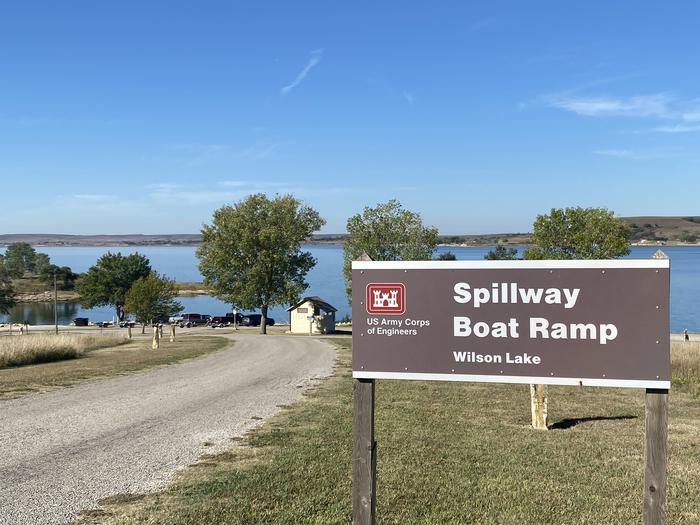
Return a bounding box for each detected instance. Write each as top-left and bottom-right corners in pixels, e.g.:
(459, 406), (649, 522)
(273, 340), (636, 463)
(287, 296), (337, 334)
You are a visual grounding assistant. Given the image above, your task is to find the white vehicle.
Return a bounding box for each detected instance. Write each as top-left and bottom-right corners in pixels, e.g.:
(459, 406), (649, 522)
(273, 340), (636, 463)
(168, 315), (184, 324)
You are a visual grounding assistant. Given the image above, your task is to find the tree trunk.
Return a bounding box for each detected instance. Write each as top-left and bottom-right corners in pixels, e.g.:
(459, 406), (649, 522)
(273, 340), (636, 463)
(260, 304), (268, 335)
(142, 323), (146, 334)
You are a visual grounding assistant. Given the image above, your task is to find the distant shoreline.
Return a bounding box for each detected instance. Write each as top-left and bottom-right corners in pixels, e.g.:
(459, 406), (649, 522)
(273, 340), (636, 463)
(2, 216), (700, 248)
(2, 239), (699, 248)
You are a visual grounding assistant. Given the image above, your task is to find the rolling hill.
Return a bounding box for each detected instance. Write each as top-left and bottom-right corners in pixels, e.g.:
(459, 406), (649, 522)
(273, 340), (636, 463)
(1, 217), (698, 246)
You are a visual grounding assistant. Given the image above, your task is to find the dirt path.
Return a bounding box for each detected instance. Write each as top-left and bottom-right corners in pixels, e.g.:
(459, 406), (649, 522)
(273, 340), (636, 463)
(0, 334), (335, 525)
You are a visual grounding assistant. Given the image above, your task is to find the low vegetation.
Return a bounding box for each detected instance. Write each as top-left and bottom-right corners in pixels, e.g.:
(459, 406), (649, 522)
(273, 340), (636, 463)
(175, 281), (211, 294)
(671, 340), (700, 396)
(0, 334), (229, 399)
(0, 333), (127, 368)
(78, 338), (700, 524)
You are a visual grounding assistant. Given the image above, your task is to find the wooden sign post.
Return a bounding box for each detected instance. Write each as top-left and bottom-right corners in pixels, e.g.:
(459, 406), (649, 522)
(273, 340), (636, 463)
(352, 378), (376, 525)
(643, 249), (669, 525)
(643, 388), (668, 524)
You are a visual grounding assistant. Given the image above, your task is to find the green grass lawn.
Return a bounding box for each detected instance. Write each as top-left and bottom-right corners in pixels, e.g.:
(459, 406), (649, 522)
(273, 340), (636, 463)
(76, 338), (700, 524)
(0, 334), (230, 400)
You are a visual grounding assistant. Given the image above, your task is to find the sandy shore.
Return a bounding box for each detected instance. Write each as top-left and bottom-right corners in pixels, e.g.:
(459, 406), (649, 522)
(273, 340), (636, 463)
(12, 287), (209, 303)
(13, 291), (81, 303)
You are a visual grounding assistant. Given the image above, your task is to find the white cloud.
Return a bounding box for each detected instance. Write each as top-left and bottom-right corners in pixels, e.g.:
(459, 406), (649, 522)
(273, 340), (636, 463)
(149, 185), (248, 206)
(239, 143), (281, 160)
(148, 183), (181, 191)
(281, 49), (323, 95)
(73, 194), (118, 202)
(593, 149), (643, 160)
(653, 124), (700, 134)
(681, 109), (700, 122)
(548, 94), (672, 118)
(218, 180), (251, 188)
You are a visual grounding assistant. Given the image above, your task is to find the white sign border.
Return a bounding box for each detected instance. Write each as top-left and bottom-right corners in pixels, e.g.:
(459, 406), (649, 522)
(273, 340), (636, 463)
(353, 259), (669, 270)
(352, 371), (670, 390)
(352, 258), (670, 389)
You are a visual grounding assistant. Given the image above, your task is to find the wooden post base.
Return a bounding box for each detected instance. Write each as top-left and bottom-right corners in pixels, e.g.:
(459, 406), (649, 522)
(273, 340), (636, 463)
(643, 388), (668, 525)
(352, 378), (376, 525)
(530, 384), (548, 430)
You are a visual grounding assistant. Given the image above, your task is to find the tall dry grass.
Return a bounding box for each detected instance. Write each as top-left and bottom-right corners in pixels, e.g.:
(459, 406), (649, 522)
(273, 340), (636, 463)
(671, 340), (700, 396)
(0, 333), (128, 368)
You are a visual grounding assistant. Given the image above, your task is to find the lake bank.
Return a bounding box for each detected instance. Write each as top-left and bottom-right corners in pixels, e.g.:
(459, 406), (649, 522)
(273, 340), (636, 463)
(12, 281), (210, 303)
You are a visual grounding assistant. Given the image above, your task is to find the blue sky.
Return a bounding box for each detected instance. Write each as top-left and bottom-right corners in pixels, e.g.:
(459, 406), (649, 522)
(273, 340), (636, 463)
(1, 1), (699, 234)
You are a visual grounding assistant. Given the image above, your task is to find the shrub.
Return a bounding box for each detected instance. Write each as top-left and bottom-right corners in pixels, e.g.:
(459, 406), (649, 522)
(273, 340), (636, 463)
(680, 231), (698, 243)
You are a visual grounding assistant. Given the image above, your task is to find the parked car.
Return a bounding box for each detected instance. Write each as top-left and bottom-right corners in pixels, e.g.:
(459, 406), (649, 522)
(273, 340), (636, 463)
(241, 314), (275, 327)
(73, 317), (89, 327)
(118, 320), (136, 328)
(169, 315), (184, 324)
(178, 313), (209, 328)
(210, 313), (244, 328)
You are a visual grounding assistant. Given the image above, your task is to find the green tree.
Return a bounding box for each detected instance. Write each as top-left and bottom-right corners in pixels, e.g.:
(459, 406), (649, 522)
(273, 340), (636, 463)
(0, 258), (15, 314)
(436, 251), (457, 260)
(33, 252), (52, 275)
(523, 207), (630, 260)
(38, 265), (80, 290)
(342, 200), (439, 301)
(4, 242), (37, 277)
(76, 252), (151, 320)
(485, 244), (518, 260)
(125, 272), (183, 333)
(522, 207), (630, 430)
(197, 193), (325, 334)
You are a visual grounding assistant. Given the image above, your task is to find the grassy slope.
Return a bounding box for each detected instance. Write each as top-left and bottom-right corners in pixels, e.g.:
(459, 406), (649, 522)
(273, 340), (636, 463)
(624, 216), (700, 242)
(0, 334), (229, 400)
(77, 338), (700, 525)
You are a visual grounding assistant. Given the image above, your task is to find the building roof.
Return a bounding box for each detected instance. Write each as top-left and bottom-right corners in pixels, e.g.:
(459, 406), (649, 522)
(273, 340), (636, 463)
(287, 296), (338, 313)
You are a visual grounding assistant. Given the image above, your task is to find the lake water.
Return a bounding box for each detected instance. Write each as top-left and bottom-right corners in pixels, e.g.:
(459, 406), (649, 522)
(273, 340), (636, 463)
(1, 244), (698, 331)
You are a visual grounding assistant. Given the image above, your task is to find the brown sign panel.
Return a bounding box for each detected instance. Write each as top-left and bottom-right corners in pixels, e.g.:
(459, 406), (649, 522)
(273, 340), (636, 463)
(352, 260), (670, 389)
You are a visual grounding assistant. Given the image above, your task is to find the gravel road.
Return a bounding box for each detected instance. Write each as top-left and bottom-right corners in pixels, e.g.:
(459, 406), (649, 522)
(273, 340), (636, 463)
(0, 333), (336, 525)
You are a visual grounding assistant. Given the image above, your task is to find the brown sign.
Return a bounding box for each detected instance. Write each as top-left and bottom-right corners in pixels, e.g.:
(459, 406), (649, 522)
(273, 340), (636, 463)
(352, 260), (670, 389)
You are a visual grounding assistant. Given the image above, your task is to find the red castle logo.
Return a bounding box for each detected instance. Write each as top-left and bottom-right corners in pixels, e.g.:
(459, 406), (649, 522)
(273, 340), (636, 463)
(366, 283), (406, 315)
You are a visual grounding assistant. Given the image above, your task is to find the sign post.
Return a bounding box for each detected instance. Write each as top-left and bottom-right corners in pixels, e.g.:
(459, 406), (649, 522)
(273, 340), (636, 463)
(352, 378), (376, 525)
(351, 258), (670, 524)
(643, 249), (669, 525)
(643, 388), (668, 524)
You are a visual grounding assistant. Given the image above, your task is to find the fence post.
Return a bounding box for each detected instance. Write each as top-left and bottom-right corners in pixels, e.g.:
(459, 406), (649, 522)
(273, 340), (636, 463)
(353, 378), (376, 525)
